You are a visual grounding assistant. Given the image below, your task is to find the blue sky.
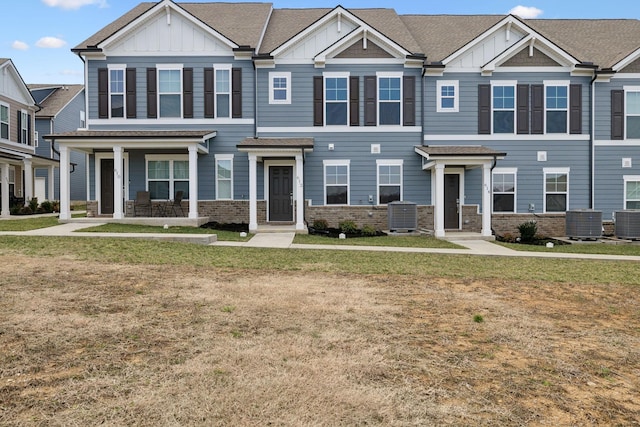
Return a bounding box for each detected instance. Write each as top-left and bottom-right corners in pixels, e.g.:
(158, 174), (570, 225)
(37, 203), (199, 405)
(2, 0), (640, 84)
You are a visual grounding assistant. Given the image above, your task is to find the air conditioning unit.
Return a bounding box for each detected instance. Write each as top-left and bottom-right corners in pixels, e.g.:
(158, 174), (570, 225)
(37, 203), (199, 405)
(565, 210), (602, 240)
(388, 201), (417, 232)
(615, 210), (640, 240)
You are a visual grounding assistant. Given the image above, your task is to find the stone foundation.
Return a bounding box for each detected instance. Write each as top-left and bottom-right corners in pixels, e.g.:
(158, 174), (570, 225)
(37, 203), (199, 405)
(491, 213), (567, 237)
(305, 202), (434, 231)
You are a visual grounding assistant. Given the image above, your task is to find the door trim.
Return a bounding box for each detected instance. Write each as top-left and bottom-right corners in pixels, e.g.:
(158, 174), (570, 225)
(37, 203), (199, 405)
(95, 152), (129, 215)
(264, 159), (296, 222)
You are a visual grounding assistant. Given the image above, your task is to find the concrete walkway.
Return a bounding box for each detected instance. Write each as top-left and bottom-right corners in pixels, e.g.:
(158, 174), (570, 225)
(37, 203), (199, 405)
(1, 223), (640, 261)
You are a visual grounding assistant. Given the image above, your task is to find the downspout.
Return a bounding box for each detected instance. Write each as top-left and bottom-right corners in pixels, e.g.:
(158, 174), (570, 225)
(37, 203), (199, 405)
(590, 73), (597, 210)
(254, 62), (258, 138)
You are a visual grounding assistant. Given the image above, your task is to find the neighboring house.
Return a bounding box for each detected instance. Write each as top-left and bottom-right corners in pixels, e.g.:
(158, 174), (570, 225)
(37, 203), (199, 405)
(29, 84), (86, 202)
(45, 1), (640, 237)
(0, 58), (58, 216)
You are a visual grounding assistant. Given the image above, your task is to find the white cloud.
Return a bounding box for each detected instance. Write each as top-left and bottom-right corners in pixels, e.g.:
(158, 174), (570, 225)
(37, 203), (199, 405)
(36, 37), (67, 49)
(41, 0), (107, 10)
(509, 5), (544, 19)
(12, 40), (29, 50)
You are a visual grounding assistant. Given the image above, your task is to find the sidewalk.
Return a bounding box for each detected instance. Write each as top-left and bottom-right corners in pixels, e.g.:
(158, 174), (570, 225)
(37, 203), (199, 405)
(2, 222), (640, 261)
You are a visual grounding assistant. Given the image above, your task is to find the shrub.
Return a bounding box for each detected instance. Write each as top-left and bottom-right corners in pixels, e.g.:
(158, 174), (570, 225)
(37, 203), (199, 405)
(19, 206), (33, 215)
(518, 220), (538, 243)
(40, 200), (53, 213)
(28, 198), (38, 212)
(361, 225), (378, 236)
(312, 219), (328, 230)
(339, 220), (358, 234)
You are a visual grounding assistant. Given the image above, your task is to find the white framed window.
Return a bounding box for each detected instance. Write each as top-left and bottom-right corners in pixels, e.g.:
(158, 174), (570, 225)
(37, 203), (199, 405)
(269, 72), (291, 104)
(492, 168), (517, 213)
(623, 175), (640, 209)
(215, 154), (234, 200)
(146, 155), (189, 200)
(324, 72), (349, 126)
(0, 103), (8, 140)
(377, 159), (403, 204)
(80, 111), (86, 128)
(214, 64), (232, 118)
(157, 65), (182, 118)
(20, 110), (28, 144)
(491, 80), (516, 134)
(437, 80), (459, 112)
(8, 166), (15, 197)
(544, 80), (569, 134)
(544, 167), (569, 212)
(34, 131), (39, 148)
(377, 72), (402, 125)
(323, 160), (350, 205)
(108, 65), (125, 118)
(625, 86), (640, 139)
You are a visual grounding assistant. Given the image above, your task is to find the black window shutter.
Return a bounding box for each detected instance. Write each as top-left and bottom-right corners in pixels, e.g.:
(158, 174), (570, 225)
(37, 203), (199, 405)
(16, 110), (21, 143)
(204, 68), (214, 118)
(612, 90), (624, 140)
(313, 76), (323, 126)
(364, 76), (377, 126)
(531, 84), (544, 134)
(126, 68), (137, 119)
(403, 76), (416, 126)
(517, 84), (529, 134)
(146, 68), (157, 118)
(27, 114), (31, 145)
(98, 68), (108, 119)
(232, 68), (242, 118)
(183, 68), (193, 119)
(569, 84), (582, 134)
(349, 76), (359, 126)
(478, 84), (491, 134)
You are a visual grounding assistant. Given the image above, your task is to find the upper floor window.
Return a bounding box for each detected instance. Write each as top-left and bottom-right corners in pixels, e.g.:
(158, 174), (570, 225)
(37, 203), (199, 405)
(377, 159), (403, 204)
(215, 154), (233, 200)
(269, 72), (291, 104)
(437, 80), (459, 112)
(324, 160), (349, 205)
(1, 103), (9, 140)
(215, 65), (231, 118)
(624, 176), (640, 209)
(378, 73), (402, 125)
(492, 82), (515, 133)
(109, 68), (125, 118)
(545, 81), (568, 133)
(158, 67), (182, 118)
(20, 110), (28, 144)
(80, 111), (86, 128)
(492, 168), (517, 213)
(544, 168), (569, 212)
(626, 90), (640, 139)
(325, 73), (349, 126)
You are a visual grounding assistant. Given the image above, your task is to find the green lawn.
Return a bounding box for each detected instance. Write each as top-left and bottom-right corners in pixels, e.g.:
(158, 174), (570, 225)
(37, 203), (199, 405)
(0, 216), (60, 231)
(498, 240), (640, 256)
(294, 233), (464, 249)
(78, 223), (253, 242)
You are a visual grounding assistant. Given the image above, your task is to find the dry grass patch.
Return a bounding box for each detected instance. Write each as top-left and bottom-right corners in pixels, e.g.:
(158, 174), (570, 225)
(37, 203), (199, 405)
(1, 254), (639, 426)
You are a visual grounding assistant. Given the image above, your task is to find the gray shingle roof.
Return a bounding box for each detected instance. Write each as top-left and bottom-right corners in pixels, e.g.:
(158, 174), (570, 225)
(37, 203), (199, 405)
(28, 84), (84, 118)
(416, 145), (507, 157)
(45, 130), (216, 140)
(238, 137), (314, 149)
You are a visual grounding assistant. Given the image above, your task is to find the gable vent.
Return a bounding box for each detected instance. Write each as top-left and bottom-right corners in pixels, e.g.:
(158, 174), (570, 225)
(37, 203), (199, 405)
(388, 201), (417, 232)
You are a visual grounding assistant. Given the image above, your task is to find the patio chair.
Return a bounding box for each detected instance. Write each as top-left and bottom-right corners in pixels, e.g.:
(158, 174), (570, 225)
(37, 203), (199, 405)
(169, 190), (186, 217)
(133, 191), (152, 217)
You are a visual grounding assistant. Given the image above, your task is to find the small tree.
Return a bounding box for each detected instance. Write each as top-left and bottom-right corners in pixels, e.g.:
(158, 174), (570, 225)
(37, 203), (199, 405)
(517, 220), (538, 243)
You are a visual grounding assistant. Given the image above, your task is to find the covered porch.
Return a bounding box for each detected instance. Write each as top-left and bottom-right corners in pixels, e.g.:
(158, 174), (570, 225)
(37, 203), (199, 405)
(414, 145), (506, 238)
(44, 130), (215, 221)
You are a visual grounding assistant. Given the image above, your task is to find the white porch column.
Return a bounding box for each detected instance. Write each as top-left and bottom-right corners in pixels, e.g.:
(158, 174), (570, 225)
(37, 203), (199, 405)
(113, 146), (124, 219)
(48, 165), (55, 200)
(434, 163), (445, 237)
(188, 145), (198, 219)
(248, 153), (258, 232)
(23, 157), (33, 204)
(59, 146), (71, 220)
(0, 163), (9, 217)
(295, 153), (305, 231)
(481, 162), (492, 237)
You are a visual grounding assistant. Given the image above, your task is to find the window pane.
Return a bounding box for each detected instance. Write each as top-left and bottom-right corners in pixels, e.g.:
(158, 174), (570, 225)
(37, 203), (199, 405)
(218, 180), (231, 199)
(627, 201), (640, 209)
(273, 89), (287, 100)
(547, 110), (567, 133)
(174, 161), (189, 180)
(380, 186), (400, 204)
(379, 103), (400, 125)
(159, 94), (181, 117)
(627, 92), (640, 115)
(441, 86), (455, 97)
(111, 94), (124, 118)
(216, 69), (230, 92)
(627, 116), (640, 138)
(159, 70), (181, 92)
(546, 86), (568, 109)
(148, 160), (169, 179)
(0, 123), (7, 140)
(217, 94), (230, 118)
(325, 165), (348, 185)
(441, 98), (454, 109)
(326, 78), (347, 101)
(493, 86), (514, 109)
(379, 165), (401, 185)
(493, 194), (515, 212)
(110, 69), (124, 93)
(493, 111), (514, 133)
(174, 181), (189, 199)
(0, 105), (8, 122)
(546, 194), (566, 212)
(326, 103), (347, 125)
(626, 181), (640, 199)
(149, 181), (169, 200)
(326, 186), (347, 205)
(379, 77), (401, 101)
(217, 160), (232, 180)
(493, 173), (515, 193)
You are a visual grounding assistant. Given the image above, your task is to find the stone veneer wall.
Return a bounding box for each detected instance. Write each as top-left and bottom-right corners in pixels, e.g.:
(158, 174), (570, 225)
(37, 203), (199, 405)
(491, 213), (567, 237)
(305, 202), (434, 230)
